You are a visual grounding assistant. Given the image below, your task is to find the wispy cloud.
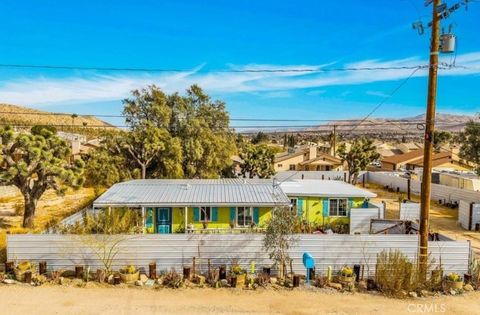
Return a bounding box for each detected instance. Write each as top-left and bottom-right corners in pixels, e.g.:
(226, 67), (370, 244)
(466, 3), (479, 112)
(0, 52), (479, 107)
(366, 90), (390, 98)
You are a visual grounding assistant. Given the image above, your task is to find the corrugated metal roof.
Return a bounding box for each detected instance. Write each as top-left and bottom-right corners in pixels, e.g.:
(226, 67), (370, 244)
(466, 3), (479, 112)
(280, 179), (377, 198)
(93, 179), (290, 207)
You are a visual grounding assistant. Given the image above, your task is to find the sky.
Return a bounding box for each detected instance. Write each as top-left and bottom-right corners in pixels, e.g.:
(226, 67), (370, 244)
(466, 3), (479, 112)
(0, 0), (479, 128)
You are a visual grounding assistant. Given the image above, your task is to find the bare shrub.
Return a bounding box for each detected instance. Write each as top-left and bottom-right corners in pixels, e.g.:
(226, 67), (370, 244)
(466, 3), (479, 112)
(162, 268), (183, 288)
(375, 250), (426, 297)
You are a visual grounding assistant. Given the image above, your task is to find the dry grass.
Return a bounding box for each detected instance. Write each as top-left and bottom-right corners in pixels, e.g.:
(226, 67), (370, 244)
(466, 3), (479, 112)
(0, 187), (97, 263)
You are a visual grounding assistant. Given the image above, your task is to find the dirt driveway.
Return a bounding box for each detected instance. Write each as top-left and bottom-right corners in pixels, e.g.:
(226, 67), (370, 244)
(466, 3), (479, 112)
(367, 184), (480, 255)
(1, 285), (479, 315)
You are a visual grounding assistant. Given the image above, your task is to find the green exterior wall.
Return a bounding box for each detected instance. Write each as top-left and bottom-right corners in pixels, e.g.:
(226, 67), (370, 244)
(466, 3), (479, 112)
(290, 196), (366, 227)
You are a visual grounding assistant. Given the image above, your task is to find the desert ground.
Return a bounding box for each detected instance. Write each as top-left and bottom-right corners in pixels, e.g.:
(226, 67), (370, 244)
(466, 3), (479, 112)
(1, 285), (479, 315)
(367, 184), (480, 255)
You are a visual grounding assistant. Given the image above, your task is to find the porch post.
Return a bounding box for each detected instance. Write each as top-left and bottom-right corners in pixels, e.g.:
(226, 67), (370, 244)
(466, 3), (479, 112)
(184, 206), (188, 234)
(141, 207), (146, 234)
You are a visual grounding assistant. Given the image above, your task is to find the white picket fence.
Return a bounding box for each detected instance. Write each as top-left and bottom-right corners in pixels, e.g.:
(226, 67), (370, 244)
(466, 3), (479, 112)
(367, 172), (480, 204)
(7, 234), (471, 276)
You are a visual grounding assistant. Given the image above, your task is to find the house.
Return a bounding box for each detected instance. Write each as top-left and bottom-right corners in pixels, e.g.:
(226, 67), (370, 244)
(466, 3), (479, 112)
(279, 179), (378, 228)
(92, 177), (379, 234)
(93, 179), (290, 233)
(396, 142), (422, 154)
(380, 149), (424, 171)
(406, 151), (474, 172)
(274, 146), (343, 172)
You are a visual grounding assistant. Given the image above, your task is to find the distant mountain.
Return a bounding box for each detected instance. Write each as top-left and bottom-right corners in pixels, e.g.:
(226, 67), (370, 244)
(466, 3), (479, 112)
(0, 104), (114, 136)
(308, 113), (477, 134)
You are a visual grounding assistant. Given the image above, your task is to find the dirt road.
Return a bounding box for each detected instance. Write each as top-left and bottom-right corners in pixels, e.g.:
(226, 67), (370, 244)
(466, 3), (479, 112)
(0, 285), (479, 315)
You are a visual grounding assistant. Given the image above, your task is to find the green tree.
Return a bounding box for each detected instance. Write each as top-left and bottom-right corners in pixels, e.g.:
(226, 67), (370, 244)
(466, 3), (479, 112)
(433, 130), (452, 151)
(122, 85), (235, 179)
(458, 121), (480, 175)
(263, 206), (297, 279)
(252, 131), (269, 144)
(239, 143), (275, 178)
(337, 138), (380, 184)
(122, 86), (183, 179)
(0, 126), (85, 227)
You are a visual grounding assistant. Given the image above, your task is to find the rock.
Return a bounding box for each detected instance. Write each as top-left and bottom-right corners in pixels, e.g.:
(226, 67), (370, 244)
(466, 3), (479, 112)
(145, 279), (155, 286)
(408, 291), (418, 298)
(400, 290), (408, 298)
(135, 280), (143, 286)
(220, 279), (229, 287)
(358, 280), (367, 290)
(463, 284), (474, 292)
(449, 289), (457, 296)
(270, 277), (277, 284)
(140, 274), (148, 283)
(3, 279), (15, 285)
(107, 274), (114, 285)
(420, 290), (433, 297)
(59, 277), (67, 285)
(60, 270), (75, 278)
(72, 278), (84, 287)
(327, 282), (343, 290)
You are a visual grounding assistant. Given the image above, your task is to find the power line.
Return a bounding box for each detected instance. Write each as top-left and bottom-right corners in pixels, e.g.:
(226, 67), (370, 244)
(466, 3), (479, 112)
(348, 67), (422, 133)
(0, 63), (433, 73)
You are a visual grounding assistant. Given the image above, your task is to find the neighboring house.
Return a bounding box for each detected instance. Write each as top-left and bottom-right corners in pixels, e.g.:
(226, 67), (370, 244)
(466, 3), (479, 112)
(230, 155), (244, 176)
(275, 146), (343, 172)
(396, 142), (422, 154)
(381, 149), (475, 172)
(93, 179), (290, 234)
(279, 179), (377, 227)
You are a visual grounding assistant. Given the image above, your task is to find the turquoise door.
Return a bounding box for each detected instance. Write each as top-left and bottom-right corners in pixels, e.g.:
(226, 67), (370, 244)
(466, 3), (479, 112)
(156, 208), (172, 234)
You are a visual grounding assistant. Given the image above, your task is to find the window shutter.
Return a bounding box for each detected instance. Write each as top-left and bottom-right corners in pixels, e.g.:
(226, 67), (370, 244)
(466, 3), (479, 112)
(212, 207), (218, 222)
(348, 198), (353, 216)
(253, 207), (259, 225)
(193, 207), (199, 222)
(297, 199), (304, 217)
(322, 199), (329, 217)
(230, 207), (236, 223)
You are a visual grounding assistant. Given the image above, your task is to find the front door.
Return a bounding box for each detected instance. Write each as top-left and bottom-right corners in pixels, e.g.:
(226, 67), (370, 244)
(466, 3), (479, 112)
(156, 208), (172, 234)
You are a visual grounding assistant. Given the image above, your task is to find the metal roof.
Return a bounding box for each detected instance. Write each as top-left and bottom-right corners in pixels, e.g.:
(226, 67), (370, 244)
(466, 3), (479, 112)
(93, 179), (290, 208)
(279, 179), (377, 198)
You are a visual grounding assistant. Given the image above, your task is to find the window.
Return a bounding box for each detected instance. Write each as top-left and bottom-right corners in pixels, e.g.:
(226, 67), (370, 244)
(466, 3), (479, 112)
(289, 164), (296, 170)
(277, 164), (283, 168)
(237, 207), (253, 227)
(200, 206), (211, 222)
(290, 198), (297, 213)
(329, 198), (348, 217)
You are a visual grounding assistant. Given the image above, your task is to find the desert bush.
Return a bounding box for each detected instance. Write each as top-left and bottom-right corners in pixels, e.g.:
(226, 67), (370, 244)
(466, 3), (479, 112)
(375, 250), (426, 297)
(162, 268), (183, 288)
(57, 208), (142, 234)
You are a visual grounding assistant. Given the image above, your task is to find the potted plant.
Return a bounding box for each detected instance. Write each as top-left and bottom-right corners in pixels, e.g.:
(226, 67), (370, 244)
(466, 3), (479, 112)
(14, 261), (33, 282)
(119, 265), (139, 283)
(338, 266), (355, 284)
(230, 264), (247, 287)
(444, 272), (463, 290)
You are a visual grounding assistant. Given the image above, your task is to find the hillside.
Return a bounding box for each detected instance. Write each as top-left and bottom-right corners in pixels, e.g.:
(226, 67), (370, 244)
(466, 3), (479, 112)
(309, 113), (476, 134)
(0, 103), (115, 138)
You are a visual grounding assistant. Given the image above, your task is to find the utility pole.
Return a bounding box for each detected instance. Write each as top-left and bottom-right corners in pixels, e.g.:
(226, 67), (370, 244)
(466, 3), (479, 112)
(332, 125), (337, 157)
(419, 0), (441, 280)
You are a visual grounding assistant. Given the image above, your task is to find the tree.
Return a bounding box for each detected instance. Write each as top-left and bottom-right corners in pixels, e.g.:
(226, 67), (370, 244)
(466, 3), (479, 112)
(458, 121), (480, 175)
(122, 85), (235, 179)
(0, 126), (85, 227)
(337, 138), (380, 184)
(263, 206), (297, 279)
(252, 131), (269, 144)
(168, 85), (236, 178)
(239, 143), (275, 178)
(433, 130), (452, 151)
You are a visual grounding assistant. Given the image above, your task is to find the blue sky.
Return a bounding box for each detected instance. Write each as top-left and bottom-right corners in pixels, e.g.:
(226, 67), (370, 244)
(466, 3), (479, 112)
(0, 0), (479, 127)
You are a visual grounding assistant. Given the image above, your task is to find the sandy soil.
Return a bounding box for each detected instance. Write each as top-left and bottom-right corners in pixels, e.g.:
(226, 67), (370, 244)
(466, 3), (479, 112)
(367, 184), (480, 255)
(0, 285), (478, 315)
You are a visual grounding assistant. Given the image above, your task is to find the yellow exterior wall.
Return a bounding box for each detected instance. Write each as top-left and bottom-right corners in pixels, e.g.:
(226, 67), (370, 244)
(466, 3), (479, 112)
(274, 154), (306, 172)
(147, 206), (275, 233)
